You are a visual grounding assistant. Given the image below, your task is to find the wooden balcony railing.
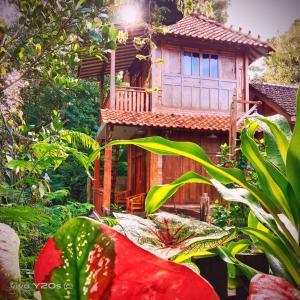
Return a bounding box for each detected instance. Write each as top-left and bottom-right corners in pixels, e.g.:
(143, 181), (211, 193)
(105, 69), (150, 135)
(115, 87), (151, 112)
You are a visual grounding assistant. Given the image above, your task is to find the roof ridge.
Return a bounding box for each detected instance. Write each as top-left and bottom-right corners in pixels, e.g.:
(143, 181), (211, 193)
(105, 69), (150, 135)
(251, 81), (298, 89)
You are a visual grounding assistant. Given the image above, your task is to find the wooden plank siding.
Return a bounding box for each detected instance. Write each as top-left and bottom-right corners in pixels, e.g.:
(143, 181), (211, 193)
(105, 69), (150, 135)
(150, 43), (248, 114)
(161, 130), (227, 204)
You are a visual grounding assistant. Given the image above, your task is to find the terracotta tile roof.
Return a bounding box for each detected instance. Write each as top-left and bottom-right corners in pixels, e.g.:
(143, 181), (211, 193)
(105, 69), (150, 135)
(250, 82), (298, 117)
(101, 109), (231, 132)
(167, 14), (272, 50)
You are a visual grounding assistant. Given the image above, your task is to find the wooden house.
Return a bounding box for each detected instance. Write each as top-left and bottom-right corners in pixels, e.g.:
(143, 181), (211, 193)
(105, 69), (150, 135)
(78, 14), (276, 215)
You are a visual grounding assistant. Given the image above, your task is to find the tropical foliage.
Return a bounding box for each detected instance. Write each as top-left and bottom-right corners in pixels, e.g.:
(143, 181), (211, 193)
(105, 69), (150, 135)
(0, 0), (116, 93)
(34, 217), (220, 300)
(263, 19), (300, 84)
(108, 87), (300, 288)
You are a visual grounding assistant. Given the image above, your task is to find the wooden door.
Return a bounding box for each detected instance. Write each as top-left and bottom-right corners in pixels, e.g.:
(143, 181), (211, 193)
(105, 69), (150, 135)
(133, 147), (146, 194)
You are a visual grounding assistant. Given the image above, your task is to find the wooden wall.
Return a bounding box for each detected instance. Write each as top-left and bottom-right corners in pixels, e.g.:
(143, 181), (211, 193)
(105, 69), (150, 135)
(151, 42), (249, 113)
(154, 129), (227, 204)
(127, 128), (227, 204)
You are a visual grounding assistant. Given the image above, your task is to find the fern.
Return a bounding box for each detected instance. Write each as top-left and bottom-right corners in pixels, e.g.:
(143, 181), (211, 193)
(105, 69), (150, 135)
(60, 130), (99, 151)
(0, 205), (50, 224)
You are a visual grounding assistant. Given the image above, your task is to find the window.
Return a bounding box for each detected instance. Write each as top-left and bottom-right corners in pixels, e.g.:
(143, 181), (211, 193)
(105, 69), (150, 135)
(183, 51), (200, 76)
(183, 51), (192, 75)
(202, 54), (219, 78)
(192, 53), (200, 77)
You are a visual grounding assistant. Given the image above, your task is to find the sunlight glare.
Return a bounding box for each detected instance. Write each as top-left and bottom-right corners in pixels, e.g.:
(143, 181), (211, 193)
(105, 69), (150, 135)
(118, 3), (142, 26)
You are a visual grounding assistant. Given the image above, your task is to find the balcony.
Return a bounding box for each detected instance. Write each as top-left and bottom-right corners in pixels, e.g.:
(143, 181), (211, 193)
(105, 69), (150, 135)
(104, 86), (151, 112)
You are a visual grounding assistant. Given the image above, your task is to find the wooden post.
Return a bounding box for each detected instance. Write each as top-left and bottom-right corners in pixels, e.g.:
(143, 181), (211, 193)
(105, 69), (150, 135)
(93, 75), (105, 214)
(127, 145), (132, 193)
(103, 126), (112, 215)
(244, 55), (249, 112)
(99, 73), (105, 124)
(229, 90), (238, 155)
(149, 152), (158, 189)
(110, 50), (116, 110)
(93, 157), (101, 213)
(111, 145), (120, 194)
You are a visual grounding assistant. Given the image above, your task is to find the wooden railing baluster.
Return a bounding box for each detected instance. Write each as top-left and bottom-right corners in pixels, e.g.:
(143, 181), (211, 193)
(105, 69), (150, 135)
(114, 87), (151, 112)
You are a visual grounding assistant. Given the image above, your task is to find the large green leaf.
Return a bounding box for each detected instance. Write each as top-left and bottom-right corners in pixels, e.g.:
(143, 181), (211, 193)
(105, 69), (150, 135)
(35, 217), (115, 300)
(113, 212), (236, 260)
(240, 129), (298, 225)
(145, 171), (211, 215)
(213, 246), (259, 280)
(242, 227), (300, 286)
(109, 137), (244, 184)
(212, 180), (299, 254)
(211, 180), (276, 232)
(109, 137), (269, 213)
(258, 115), (291, 164)
(286, 86), (300, 231)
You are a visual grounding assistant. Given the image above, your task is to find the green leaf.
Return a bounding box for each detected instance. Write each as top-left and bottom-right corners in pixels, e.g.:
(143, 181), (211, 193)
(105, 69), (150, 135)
(38, 217), (115, 300)
(35, 43), (42, 55)
(240, 129), (297, 224)
(60, 130), (99, 151)
(258, 115), (291, 164)
(227, 240), (251, 256)
(214, 246), (259, 280)
(109, 137), (247, 186)
(102, 25), (109, 39)
(286, 87), (300, 228)
(242, 227), (300, 286)
(145, 171), (211, 215)
(0, 205), (50, 224)
(109, 137), (272, 215)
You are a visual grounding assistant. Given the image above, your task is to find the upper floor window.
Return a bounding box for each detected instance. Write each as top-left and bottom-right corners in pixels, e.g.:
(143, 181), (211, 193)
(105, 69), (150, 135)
(183, 51), (200, 77)
(202, 54), (219, 78)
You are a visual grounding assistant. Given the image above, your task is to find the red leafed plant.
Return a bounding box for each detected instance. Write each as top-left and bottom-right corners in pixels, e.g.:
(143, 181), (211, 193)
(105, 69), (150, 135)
(34, 217), (220, 300)
(248, 274), (300, 300)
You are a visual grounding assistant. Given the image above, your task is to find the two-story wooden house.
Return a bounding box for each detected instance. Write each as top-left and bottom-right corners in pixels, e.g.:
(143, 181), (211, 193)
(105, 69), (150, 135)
(78, 14), (274, 215)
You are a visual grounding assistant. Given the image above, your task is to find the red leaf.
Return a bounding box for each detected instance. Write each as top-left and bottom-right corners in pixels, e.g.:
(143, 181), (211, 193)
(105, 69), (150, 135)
(34, 237), (63, 286)
(101, 225), (220, 300)
(248, 274), (300, 300)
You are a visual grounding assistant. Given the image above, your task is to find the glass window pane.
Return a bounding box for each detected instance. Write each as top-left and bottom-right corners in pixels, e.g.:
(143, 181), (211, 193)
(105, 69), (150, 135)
(183, 51), (192, 75)
(192, 53), (200, 77)
(202, 54), (210, 77)
(210, 55), (219, 78)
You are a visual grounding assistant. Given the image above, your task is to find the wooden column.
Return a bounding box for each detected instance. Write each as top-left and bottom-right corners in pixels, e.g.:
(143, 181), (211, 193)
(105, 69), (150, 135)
(244, 55), (249, 111)
(229, 90), (238, 155)
(93, 157), (101, 213)
(99, 73), (105, 124)
(110, 50), (116, 110)
(103, 126), (112, 215)
(93, 76), (105, 214)
(127, 145), (132, 193)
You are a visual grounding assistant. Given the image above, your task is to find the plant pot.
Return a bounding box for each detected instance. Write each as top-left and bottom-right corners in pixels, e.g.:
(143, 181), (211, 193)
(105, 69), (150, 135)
(235, 252), (269, 300)
(192, 254), (228, 299)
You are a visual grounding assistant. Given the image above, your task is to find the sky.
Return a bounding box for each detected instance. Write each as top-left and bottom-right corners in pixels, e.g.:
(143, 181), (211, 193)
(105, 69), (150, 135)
(226, 0), (300, 77)
(227, 0), (300, 40)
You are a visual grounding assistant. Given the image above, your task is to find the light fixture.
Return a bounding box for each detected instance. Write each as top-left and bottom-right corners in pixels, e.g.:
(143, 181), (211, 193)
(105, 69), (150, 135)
(117, 2), (143, 26)
(136, 128), (145, 136)
(208, 133), (217, 139)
